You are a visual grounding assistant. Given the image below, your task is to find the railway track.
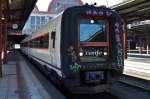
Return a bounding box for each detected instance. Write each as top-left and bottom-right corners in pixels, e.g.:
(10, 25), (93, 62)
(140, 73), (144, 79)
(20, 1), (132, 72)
(110, 75), (150, 99)
(119, 75), (150, 92)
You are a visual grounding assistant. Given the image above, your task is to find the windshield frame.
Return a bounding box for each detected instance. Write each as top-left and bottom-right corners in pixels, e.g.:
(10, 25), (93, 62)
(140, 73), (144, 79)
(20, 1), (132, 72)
(77, 16), (110, 62)
(77, 16), (109, 49)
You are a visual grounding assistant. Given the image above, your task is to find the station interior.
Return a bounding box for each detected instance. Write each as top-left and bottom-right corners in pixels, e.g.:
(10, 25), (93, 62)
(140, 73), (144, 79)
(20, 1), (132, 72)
(0, 0), (150, 98)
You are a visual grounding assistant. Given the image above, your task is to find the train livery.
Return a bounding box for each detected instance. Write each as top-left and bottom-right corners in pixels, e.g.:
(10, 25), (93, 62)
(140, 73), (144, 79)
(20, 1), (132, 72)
(21, 5), (124, 93)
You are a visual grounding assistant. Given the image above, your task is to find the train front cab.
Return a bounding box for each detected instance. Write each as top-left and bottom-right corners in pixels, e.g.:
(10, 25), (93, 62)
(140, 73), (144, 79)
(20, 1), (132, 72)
(61, 6), (124, 94)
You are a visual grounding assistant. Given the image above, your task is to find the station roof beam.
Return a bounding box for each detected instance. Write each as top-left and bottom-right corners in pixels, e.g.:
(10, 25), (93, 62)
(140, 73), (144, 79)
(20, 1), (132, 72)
(111, 0), (150, 23)
(0, 0), (38, 31)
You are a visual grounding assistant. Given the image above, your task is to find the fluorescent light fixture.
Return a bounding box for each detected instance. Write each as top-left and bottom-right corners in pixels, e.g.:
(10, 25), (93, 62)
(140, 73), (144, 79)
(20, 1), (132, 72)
(1, 17), (5, 20)
(111, 0), (135, 8)
(14, 44), (20, 49)
(9, 0), (12, 4)
(138, 7), (150, 12)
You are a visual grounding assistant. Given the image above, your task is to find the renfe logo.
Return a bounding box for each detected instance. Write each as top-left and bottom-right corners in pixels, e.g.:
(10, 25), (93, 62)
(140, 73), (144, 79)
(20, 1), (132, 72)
(86, 10), (112, 17)
(85, 50), (102, 56)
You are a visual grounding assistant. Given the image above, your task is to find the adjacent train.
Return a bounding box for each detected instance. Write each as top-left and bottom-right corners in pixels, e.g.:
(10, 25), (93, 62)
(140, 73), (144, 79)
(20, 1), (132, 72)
(21, 5), (124, 94)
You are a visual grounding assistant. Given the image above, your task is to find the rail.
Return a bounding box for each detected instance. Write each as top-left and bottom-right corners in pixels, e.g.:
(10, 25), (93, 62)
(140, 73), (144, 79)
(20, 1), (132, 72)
(119, 75), (150, 92)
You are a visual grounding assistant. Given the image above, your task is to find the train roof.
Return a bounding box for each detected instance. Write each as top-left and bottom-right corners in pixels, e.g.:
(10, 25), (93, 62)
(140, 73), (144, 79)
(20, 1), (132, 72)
(63, 5), (117, 15)
(21, 5), (120, 43)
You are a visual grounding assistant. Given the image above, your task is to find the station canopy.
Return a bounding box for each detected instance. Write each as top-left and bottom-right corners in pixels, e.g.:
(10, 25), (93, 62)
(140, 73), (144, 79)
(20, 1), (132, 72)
(0, 0), (37, 31)
(112, 0), (150, 33)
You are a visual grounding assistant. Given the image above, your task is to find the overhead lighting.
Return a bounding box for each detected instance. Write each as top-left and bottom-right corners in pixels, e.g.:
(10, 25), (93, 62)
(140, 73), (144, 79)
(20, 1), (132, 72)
(127, 24), (131, 29)
(12, 24), (18, 29)
(138, 7), (150, 12)
(9, 0), (12, 4)
(111, 0), (135, 8)
(1, 17), (5, 20)
(1, 14), (5, 20)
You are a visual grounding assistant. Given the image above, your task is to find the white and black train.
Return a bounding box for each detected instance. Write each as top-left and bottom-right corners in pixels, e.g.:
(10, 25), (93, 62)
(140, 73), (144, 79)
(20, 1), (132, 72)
(21, 5), (124, 94)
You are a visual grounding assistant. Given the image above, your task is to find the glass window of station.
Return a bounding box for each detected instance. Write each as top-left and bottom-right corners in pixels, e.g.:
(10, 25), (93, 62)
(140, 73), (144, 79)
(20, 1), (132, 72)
(29, 16), (53, 31)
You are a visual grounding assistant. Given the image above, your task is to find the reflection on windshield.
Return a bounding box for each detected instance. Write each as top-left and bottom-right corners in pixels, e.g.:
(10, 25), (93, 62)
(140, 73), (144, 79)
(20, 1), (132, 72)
(80, 19), (107, 42)
(79, 19), (109, 62)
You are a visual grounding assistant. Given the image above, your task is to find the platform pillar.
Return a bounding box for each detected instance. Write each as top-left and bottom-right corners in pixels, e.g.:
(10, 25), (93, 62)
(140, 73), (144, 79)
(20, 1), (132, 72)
(3, 22), (7, 64)
(148, 33), (150, 55)
(0, 22), (3, 77)
(123, 19), (128, 59)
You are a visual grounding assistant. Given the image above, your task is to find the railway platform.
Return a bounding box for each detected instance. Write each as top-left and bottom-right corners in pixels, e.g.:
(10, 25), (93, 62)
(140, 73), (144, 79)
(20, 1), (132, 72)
(0, 50), (149, 99)
(124, 57), (150, 80)
(0, 50), (66, 99)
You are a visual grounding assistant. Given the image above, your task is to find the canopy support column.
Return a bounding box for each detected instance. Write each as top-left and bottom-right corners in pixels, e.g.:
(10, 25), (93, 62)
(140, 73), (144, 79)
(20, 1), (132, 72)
(0, 22), (3, 77)
(3, 22), (8, 64)
(123, 19), (128, 59)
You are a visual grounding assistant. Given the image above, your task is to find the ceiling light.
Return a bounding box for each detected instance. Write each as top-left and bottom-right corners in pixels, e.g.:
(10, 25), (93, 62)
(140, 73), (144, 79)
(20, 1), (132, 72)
(1, 17), (5, 20)
(9, 0), (12, 4)
(138, 7), (150, 12)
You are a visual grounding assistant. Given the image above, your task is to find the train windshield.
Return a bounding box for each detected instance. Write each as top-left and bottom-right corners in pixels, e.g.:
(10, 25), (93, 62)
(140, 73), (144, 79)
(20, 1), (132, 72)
(79, 18), (109, 62)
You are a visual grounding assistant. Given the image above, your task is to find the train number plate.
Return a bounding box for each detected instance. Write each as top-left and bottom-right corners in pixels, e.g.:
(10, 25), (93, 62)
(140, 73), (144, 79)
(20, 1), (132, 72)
(85, 71), (104, 83)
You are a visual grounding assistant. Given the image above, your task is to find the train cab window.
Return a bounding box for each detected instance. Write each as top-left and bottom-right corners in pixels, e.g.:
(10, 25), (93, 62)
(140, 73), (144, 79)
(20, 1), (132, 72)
(79, 18), (109, 62)
(80, 19), (107, 42)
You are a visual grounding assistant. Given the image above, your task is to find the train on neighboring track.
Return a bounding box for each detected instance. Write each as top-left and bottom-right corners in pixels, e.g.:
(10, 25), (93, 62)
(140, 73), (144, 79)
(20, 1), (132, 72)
(21, 5), (124, 94)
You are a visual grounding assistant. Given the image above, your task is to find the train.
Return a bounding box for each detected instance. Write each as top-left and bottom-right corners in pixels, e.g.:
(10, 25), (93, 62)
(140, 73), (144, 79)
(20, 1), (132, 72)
(21, 5), (124, 94)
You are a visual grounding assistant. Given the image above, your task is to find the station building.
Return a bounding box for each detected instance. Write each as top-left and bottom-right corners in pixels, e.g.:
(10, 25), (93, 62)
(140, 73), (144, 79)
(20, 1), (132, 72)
(22, 0), (83, 35)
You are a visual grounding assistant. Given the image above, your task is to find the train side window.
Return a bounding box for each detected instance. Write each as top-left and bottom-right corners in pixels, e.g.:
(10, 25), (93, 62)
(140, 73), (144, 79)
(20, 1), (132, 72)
(39, 34), (49, 48)
(29, 41), (32, 48)
(43, 35), (49, 48)
(39, 37), (43, 48)
(32, 39), (36, 48)
(51, 31), (56, 48)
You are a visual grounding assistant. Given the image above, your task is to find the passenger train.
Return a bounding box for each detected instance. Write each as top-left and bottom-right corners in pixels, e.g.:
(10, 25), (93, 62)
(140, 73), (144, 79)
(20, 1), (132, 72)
(21, 5), (124, 93)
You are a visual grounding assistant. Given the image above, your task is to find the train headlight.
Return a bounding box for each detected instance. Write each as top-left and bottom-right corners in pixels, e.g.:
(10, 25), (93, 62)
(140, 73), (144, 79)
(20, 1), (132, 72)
(79, 52), (83, 56)
(104, 52), (108, 56)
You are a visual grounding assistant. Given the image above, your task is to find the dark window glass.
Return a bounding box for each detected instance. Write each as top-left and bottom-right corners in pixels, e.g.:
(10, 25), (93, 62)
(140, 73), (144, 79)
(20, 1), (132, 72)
(31, 16), (35, 24)
(40, 34), (49, 48)
(36, 16), (40, 25)
(32, 38), (40, 48)
(49, 17), (52, 21)
(41, 16), (45, 25)
(29, 41), (32, 47)
(31, 25), (36, 30)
